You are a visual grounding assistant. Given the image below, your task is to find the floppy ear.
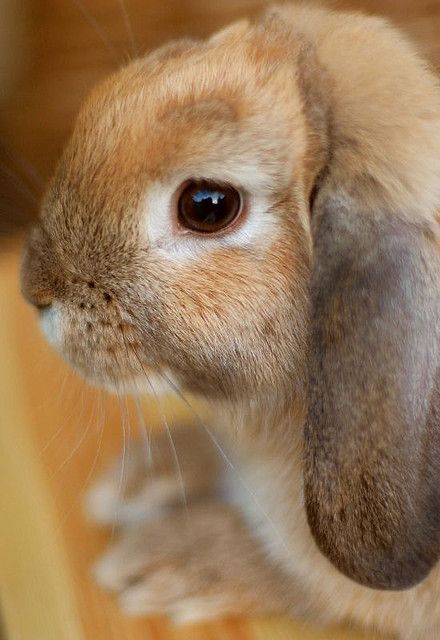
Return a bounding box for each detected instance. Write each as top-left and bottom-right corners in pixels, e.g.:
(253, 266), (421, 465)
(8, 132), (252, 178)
(304, 195), (440, 590)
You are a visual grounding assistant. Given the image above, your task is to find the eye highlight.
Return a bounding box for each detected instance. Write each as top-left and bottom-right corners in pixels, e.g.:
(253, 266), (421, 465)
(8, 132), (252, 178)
(177, 180), (242, 234)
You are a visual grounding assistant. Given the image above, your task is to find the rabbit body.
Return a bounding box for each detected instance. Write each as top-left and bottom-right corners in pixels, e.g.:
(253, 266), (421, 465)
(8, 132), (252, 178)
(21, 4), (440, 638)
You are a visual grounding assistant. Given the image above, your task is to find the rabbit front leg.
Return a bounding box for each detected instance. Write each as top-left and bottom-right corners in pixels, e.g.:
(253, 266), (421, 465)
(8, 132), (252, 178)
(93, 501), (293, 623)
(86, 426), (221, 526)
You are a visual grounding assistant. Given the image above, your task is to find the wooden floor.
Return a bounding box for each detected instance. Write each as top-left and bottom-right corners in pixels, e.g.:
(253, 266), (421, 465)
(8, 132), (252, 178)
(1, 1), (440, 639)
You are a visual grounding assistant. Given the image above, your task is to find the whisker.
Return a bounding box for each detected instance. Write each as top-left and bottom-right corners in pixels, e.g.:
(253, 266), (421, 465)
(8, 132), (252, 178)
(109, 390), (129, 541)
(38, 369), (75, 455)
(70, 0), (120, 62)
(115, 0), (138, 57)
(103, 339), (136, 539)
(0, 162), (39, 205)
(133, 393), (153, 472)
(109, 324), (282, 550)
(49, 381), (95, 480)
(115, 325), (159, 494)
(115, 328), (191, 527)
(147, 377), (190, 521)
(157, 370), (292, 559)
(0, 143), (44, 189)
(58, 389), (106, 526)
(123, 393), (133, 489)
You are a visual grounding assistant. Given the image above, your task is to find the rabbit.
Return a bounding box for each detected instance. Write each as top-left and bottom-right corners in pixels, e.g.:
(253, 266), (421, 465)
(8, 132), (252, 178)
(21, 3), (440, 638)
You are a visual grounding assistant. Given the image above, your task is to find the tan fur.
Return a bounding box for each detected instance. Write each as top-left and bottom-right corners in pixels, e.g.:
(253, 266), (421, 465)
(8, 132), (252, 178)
(21, 4), (440, 639)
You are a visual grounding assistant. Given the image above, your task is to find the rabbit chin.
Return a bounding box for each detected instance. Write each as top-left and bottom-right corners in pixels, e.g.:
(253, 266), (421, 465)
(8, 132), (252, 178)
(66, 354), (180, 397)
(65, 359), (178, 397)
(97, 370), (179, 397)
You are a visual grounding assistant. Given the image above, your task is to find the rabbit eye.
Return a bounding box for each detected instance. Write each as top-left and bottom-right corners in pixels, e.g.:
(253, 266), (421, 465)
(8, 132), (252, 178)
(177, 180), (242, 233)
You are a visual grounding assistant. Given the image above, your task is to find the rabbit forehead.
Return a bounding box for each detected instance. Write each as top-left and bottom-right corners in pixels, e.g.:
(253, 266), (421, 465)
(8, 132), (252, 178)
(63, 30), (305, 194)
(69, 82), (301, 184)
(52, 78), (305, 249)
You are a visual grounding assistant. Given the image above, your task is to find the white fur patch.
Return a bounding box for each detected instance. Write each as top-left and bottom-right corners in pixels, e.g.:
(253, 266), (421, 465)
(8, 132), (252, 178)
(39, 305), (63, 350)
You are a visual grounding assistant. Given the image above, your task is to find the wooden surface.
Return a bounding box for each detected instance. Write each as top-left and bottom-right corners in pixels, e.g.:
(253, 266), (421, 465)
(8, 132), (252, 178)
(1, 1), (440, 638)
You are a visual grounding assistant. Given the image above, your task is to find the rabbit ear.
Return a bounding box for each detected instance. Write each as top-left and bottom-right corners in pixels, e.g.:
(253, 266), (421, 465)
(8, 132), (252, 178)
(304, 195), (440, 590)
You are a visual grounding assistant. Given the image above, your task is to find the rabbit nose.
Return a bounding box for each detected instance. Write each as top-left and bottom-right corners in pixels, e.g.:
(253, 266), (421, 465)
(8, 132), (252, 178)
(27, 289), (54, 311)
(21, 270), (55, 310)
(21, 226), (58, 311)
(21, 248), (56, 310)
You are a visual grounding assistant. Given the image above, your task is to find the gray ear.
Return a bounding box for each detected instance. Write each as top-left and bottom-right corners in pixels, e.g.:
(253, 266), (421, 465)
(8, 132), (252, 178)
(304, 195), (440, 590)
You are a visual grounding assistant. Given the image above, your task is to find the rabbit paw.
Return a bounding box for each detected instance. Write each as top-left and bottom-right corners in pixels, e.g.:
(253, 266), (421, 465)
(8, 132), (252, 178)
(93, 502), (287, 622)
(86, 426), (220, 526)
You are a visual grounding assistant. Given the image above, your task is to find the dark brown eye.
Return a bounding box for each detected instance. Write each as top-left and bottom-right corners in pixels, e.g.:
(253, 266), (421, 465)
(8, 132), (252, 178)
(177, 180), (242, 233)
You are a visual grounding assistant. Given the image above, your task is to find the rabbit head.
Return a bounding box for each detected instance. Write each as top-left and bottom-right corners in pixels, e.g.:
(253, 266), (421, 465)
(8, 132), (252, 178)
(21, 21), (318, 400)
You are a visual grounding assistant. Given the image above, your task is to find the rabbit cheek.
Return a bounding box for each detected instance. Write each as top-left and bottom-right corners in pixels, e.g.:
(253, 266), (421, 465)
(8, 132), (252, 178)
(152, 239), (309, 399)
(60, 297), (149, 389)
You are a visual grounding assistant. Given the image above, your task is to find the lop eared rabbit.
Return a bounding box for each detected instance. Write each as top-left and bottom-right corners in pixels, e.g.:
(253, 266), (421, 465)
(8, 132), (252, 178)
(21, 4), (440, 638)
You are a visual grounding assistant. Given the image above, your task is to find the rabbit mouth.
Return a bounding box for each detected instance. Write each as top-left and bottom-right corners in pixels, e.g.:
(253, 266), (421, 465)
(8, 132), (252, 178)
(39, 302), (160, 392)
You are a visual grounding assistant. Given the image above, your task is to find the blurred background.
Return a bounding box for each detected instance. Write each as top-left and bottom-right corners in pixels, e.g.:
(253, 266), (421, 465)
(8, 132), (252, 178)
(0, 1), (439, 639)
